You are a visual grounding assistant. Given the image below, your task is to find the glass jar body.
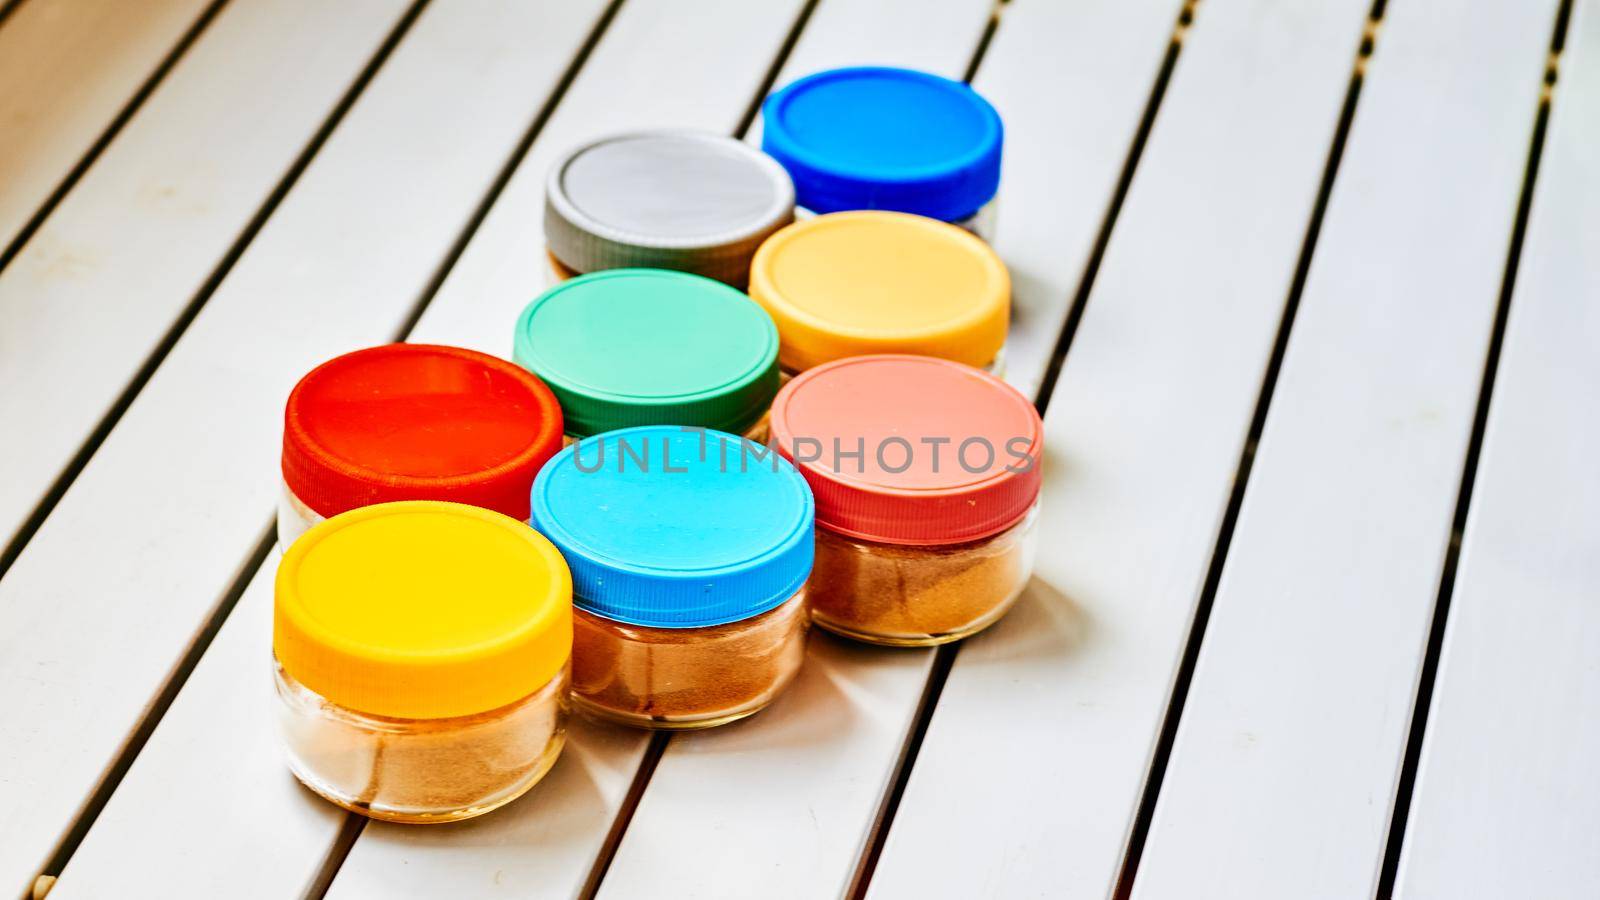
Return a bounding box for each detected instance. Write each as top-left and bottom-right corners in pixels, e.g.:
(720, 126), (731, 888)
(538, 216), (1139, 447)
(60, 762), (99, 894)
(794, 195), (998, 243)
(274, 660), (569, 823)
(543, 250), (759, 291)
(807, 503), (1039, 646)
(278, 482), (324, 549)
(571, 590), (808, 730)
(544, 249), (580, 287)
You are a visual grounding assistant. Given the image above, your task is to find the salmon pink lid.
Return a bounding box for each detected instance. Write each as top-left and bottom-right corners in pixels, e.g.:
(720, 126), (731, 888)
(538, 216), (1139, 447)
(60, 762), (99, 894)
(283, 344), (564, 520)
(770, 355), (1042, 545)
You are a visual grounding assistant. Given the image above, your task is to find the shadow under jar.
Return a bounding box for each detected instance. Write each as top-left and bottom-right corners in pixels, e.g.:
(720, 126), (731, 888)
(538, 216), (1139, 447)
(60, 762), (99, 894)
(513, 269), (781, 445)
(278, 343), (564, 548)
(748, 211), (1010, 378)
(761, 66), (1004, 241)
(543, 129), (795, 288)
(771, 355), (1045, 646)
(274, 501), (573, 823)
(529, 426), (814, 730)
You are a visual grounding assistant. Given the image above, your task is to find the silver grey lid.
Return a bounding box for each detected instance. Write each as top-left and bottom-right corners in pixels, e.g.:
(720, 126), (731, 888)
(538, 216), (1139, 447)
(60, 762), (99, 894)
(544, 130), (795, 287)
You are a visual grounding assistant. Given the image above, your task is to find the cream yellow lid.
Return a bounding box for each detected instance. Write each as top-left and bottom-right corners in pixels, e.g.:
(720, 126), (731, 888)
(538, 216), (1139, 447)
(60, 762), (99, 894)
(748, 211), (1009, 372)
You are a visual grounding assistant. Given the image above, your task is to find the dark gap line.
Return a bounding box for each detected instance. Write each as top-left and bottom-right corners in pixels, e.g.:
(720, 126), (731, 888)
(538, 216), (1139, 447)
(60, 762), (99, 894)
(0, 0), (230, 276)
(0, 0), (31, 31)
(34, 525), (276, 887)
(302, 814), (368, 900)
(22, 0), (440, 888)
(733, 0), (821, 140)
(843, 638), (959, 900)
(1374, 1), (1571, 895)
(573, 4), (829, 892)
(848, 3), (1199, 895)
(960, 0), (1005, 85)
(0, 0), (434, 585)
(1112, 3), (1386, 896)
(577, 732), (670, 900)
(1034, 0), (1196, 417)
(389, 0), (628, 340)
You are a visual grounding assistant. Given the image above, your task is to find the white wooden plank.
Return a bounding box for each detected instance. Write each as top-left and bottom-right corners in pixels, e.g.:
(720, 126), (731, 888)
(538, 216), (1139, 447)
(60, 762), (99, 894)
(325, 1), (808, 894)
(868, 1), (1372, 897)
(1395, 3), (1600, 896)
(0, 0), (211, 251)
(0, 0), (411, 550)
(984, 0), (1176, 400)
(48, 569), (346, 900)
(597, 2), (1180, 898)
(1130, 1), (1559, 896)
(0, 1), (607, 892)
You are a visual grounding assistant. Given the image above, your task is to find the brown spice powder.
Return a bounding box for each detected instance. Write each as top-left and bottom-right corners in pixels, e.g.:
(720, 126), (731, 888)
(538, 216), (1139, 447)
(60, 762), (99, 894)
(807, 511), (1037, 646)
(277, 663), (567, 823)
(571, 591), (808, 729)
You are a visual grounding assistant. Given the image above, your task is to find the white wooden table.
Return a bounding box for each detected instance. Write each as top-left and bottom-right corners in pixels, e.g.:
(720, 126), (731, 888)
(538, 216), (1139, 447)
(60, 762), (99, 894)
(1, 1), (1595, 897)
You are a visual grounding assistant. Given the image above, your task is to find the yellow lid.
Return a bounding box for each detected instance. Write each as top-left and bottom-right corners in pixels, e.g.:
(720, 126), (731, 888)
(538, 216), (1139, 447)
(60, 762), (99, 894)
(749, 211), (1009, 372)
(274, 501), (572, 719)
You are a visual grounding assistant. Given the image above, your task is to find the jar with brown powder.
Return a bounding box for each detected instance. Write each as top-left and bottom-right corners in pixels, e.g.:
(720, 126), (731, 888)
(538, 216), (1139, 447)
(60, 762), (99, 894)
(529, 426), (814, 729)
(771, 355), (1044, 646)
(274, 501), (572, 822)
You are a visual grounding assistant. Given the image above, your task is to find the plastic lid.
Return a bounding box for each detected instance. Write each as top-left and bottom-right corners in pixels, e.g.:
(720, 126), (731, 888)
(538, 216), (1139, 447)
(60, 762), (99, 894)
(282, 344), (564, 521)
(749, 211), (1009, 372)
(545, 130), (795, 286)
(769, 355), (1042, 545)
(529, 426), (814, 628)
(761, 66), (1003, 222)
(514, 270), (780, 438)
(274, 502), (573, 719)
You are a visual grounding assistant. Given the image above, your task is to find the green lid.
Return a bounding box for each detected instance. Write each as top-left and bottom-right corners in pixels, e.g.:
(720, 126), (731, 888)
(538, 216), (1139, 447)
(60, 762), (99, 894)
(514, 269), (781, 438)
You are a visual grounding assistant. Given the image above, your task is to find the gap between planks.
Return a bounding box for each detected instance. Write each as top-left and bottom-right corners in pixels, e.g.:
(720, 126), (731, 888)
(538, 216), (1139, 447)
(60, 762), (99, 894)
(1373, 1), (1575, 894)
(849, 2), (1198, 895)
(0, 0), (29, 30)
(0, 0), (228, 275)
(1109, 1), (1386, 893)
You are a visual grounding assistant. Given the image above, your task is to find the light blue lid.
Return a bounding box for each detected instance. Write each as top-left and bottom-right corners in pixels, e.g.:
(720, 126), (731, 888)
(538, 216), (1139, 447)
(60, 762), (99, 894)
(761, 66), (1003, 222)
(529, 426), (814, 628)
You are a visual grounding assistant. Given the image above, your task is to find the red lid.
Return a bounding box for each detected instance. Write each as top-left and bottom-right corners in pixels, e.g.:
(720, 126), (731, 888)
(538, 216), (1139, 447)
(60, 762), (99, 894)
(769, 355), (1043, 545)
(282, 344), (563, 520)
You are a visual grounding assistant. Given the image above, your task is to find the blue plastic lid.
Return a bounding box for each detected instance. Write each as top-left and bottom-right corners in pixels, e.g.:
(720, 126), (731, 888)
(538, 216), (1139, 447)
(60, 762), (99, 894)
(529, 426), (814, 628)
(761, 66), (1003, 223)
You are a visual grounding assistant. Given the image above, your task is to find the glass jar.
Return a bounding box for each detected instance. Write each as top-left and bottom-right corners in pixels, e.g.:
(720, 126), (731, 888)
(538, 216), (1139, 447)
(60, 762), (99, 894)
(761, 66), (1003, 241)
(544, 130), (795, 288)
(279, 344), (564, 548)
(273, 501), (573, 822)
(546, 250), (580, 284)
(770, 355), (1044, 646)
(514, 269), (780, 444)
(571, 590), (807, 729)
(749, 211), (1009, 376)
(529, 426), (814, 730)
